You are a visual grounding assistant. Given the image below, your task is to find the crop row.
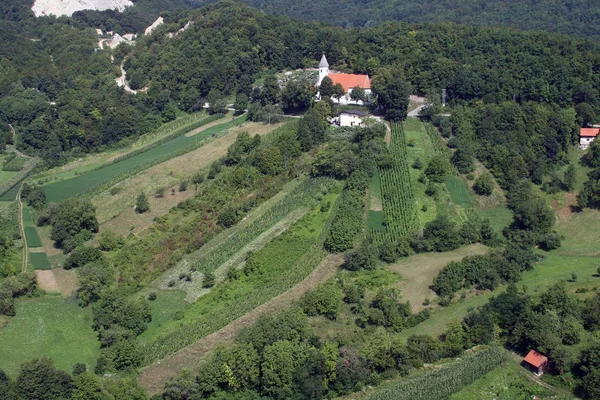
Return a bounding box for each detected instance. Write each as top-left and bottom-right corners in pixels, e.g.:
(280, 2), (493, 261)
(375, 122), (419, 245)
(139, 187), (341, 365)
(424, 122), (451, 157)
(364, 346), (509, 400)
(194, 177), (337, 274)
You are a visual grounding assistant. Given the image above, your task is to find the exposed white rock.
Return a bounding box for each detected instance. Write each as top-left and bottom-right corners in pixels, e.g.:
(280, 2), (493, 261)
(144, 16), (164, 36)
(167, 20), (193, 38)
(31, 0), (134, 17)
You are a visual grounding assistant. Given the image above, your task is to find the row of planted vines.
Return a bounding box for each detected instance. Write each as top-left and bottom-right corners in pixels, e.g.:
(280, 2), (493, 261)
(364, 346), (509, 400)
(374, 122), (419, 245)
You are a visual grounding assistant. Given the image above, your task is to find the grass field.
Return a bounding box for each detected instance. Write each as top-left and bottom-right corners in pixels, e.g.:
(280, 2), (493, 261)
(477, 205), (513, 233)
(42, 116), (245, 203)
(29, 252), (52, 270)
(388, 244), (489, 312)
(446, 175), (474, 207)
(0, 296), (100, 377)
(0, 155), (19, 185)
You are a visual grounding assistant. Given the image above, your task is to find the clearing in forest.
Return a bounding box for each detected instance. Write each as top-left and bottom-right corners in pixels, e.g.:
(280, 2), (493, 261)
(388, 244), (489, 312)
(0, 296), (99, 377)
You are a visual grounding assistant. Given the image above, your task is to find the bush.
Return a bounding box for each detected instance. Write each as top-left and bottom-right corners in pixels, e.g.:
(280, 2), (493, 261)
(135, 193), (150, 214)
(412, 158), (423, 169)
(425, 155), (451, 183)
(203, 272), (215, 288)
(473, 173), (494, 196)
(301, 283), (342, 320)
(148, 292), (157, 301)
(98, 230), (125, 251)
(179, 181), (188, 192)
(344, 243), (377, 271)
(64, 246), (103, 270)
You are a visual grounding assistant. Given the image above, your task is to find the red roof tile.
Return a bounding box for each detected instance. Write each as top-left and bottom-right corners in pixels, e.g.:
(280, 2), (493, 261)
(524, 350), (548, 368)
(581, 128), (600, 137)
(328, 73), (371, 92)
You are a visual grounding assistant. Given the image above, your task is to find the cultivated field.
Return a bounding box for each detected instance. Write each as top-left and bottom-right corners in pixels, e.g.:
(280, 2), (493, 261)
(42, 115), (245, 203)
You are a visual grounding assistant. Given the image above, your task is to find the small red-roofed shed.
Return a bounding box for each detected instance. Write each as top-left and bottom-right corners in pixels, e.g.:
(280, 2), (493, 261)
(580, 127), (600, 149)
(523, 350), (549, 376)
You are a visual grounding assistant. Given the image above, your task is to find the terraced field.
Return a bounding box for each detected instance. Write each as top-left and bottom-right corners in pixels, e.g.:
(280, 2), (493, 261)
(43, 115), (245, 202)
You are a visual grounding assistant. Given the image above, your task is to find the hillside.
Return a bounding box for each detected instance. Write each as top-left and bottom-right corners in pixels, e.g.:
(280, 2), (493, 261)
(1, 2), (600, 400)
(191, 0), (600, 39)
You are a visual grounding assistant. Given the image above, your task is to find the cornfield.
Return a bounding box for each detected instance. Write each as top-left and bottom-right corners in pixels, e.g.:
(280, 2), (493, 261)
(363, 346), (509, 400)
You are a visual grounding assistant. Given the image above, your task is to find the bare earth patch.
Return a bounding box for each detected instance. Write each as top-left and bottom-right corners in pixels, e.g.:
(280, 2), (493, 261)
(138, 253), (344, 395)
(35, 270), (59, 293)
(388, 244), (489, 312)
(95, 122), (283, 232)
(35, 269), (78, 296)
(51, 269), (79, 296)
(555, 192), (577, 222)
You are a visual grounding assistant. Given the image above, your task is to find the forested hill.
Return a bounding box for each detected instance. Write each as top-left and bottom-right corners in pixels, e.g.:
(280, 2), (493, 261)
(189, 0), (600, 40)
(3, 0), (600, 166)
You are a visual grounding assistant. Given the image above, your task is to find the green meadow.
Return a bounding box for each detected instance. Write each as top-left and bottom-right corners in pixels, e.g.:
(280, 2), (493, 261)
(0, 296), (100, 377)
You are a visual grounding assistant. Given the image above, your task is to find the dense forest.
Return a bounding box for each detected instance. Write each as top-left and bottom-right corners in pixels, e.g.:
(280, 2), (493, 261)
(190, 0), (600, 39)
(3, 1), (600, 167)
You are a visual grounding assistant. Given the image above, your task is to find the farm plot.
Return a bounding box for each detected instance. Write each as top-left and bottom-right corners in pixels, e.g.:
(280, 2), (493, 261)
(137, 187), (341, 365)
(43, 115), (244, 203)
(153, 177), (337, 301)
(374, 122), (419, 245)
(362, 347), (509, 400)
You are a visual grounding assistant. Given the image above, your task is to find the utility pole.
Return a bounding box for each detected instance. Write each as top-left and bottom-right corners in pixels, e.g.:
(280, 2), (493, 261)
(442, 89), (447, 108)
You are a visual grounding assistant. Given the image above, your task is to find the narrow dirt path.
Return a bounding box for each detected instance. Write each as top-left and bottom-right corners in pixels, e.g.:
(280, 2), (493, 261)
(16, 183), (27, 272)
(138, 253), (345, 395)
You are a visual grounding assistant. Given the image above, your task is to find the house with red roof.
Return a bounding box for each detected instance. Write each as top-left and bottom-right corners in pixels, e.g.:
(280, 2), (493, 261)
(317, 54), (371, 105)
(523, 350), (549, 376)
(580, 127), (600, 149)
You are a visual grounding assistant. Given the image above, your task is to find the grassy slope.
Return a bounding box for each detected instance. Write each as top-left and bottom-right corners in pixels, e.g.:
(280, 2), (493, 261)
(0, 296), (100, 377)
(0, 154), (19, 185)
(42, 116), (245, 203)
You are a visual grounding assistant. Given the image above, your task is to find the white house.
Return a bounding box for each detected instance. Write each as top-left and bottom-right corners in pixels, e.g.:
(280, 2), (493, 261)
(317, 54), (371, 105)
(580, 128), (599, 149)
(339, 110), (366, 127)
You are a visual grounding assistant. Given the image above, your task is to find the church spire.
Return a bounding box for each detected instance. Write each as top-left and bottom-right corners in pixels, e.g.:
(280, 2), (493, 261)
(319, 53), (329, 68)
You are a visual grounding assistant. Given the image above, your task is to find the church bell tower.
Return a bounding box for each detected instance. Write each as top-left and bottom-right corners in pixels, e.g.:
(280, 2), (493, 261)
(318, 53), (329, 86)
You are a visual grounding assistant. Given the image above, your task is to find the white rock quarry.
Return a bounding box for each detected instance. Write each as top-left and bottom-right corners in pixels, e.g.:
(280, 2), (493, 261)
(32, 0), (134, 17)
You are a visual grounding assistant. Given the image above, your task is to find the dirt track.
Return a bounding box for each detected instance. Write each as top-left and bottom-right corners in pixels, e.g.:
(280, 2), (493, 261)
(138, 253), (344, 395)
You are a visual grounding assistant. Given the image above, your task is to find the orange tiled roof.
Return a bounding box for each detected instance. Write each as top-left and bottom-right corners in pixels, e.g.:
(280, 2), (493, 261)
(328, 73), (371, 92)
(580, 128), (600, 137)
(524, 350), (548, 368)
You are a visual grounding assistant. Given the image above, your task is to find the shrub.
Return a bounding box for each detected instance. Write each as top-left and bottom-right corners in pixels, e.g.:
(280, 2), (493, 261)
(179, 181), (188, 192)
(301, 283), (342, 320)
(135, 193), (150, 214)
(473, 173), (494, 196)
(203, 272), (215, 288)
(148, 292), (157, 301)
(412, 158), (423, 169)
(98, 230), (125, 251)
(64, 246), (103, 269)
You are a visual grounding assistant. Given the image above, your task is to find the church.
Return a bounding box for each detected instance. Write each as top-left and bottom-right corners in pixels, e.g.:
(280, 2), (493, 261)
(317, 54), (372, 105)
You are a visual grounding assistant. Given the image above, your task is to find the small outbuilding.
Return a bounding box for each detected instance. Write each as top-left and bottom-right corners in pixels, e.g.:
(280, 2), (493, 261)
(339, 110), (366, 127)
(523, 350), (549, 376)
(580, 127), (599, 149)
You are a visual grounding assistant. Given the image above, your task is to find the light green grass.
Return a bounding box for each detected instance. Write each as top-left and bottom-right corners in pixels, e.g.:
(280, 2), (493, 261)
(0, 296), (100, 377)
(477, 206), (513, 233)
(24, 226), (42, 247)
(367, 210), (386, 231)
(0, 154), (19, 185)
(43, 116), (244, 203)
(29, 252), (51, 270)
(22, 206), (34, 226)
(451, 361), (556, 400)
(136, 290), (188, 343)
(446, 175), (474, 207)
